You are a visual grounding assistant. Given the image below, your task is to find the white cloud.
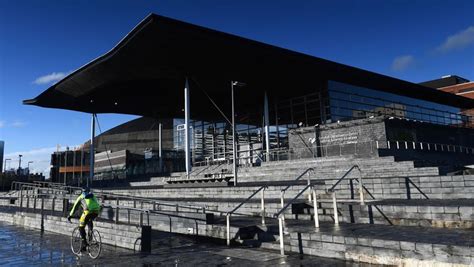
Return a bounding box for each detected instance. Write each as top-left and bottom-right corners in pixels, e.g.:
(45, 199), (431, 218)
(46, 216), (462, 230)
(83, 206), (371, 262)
(391, 55), (414, 72)
(11, 121), (26, 128)
(5, 145), (79, 178)
(33, 71), (68, 85)
(436, 26), (474, 52)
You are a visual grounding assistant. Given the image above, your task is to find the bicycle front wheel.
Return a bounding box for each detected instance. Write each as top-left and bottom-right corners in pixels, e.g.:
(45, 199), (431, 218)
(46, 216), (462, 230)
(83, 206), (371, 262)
(70, 227), (82, 255)
(88, 229), (102, 259)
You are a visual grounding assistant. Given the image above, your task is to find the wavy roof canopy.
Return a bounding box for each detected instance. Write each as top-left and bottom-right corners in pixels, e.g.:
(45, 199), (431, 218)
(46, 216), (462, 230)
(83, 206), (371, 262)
(24, 14), (474, 122)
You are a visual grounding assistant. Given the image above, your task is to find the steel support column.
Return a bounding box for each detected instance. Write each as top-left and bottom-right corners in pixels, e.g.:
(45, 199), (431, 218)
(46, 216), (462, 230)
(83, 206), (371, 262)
(89, 114), (95, 188)
(231, 81), (237, 186)
(158, 122), (163, 173)
(184, 78), (192, 178)
(264, 91), (270, 161)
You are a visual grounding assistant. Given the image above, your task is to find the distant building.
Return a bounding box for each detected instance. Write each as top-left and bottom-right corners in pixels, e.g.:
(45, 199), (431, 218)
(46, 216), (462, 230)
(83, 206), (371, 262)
(420, 75), (474, 123)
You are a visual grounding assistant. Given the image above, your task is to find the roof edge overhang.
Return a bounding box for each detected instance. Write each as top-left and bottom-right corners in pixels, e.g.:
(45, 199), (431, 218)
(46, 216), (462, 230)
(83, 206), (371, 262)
(23, 13), (474, 113)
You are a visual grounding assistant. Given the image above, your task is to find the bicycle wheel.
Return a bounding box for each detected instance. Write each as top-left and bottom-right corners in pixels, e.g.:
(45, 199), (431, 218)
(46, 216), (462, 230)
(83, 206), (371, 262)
(88, 229), (102, 259)
(70, 227), (82, 255)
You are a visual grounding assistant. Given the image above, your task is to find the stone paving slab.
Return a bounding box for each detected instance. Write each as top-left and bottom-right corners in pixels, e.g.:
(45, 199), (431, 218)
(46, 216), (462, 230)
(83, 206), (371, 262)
(0, 221), (373, 266)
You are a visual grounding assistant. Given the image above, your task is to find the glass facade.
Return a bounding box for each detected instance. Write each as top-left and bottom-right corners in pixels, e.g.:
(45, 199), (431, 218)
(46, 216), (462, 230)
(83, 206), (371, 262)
(328, 81), (472, 127)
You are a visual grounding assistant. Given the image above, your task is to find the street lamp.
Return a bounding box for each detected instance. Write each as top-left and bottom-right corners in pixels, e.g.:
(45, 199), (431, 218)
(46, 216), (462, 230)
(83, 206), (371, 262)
(3, 158), (11, 173)
(231, 81), (246, 186)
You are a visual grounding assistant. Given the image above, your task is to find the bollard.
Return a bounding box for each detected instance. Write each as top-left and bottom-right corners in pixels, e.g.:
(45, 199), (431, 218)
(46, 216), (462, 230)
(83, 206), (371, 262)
(139, 212), (143, 227)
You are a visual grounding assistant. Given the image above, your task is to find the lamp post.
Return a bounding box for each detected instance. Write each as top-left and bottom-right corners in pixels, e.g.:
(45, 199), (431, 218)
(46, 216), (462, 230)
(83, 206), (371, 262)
(231, 81), (246, 186)
(3, 158), (11, 173)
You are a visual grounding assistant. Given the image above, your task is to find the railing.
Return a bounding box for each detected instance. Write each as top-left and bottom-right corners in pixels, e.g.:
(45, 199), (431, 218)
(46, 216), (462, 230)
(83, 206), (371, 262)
(95, 191), (207, 214)
(12, 182), (208, 222)
(225, 185), (267, 246)
(351, 178), (393, 225)
(405, 177), (429, 200)
(327, 165), (363, 225)
(273, 183), (319, 256)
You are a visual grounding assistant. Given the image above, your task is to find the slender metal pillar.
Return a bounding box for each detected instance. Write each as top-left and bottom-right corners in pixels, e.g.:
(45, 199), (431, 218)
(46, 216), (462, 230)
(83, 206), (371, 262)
(158, 122), (163, 173)
(72, 148), (76, 185)
(264, 91), (270, 161)
(231, 81), (237, 186)
(64, 148), (68, 185)
(80, 146), (83, 187)
(184, 78), (192, 178)
(89, 114), (96, 188)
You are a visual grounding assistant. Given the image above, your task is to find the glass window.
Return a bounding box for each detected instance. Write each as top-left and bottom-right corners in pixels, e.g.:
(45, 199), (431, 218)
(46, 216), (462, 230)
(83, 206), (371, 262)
(328, 80), (468, 127)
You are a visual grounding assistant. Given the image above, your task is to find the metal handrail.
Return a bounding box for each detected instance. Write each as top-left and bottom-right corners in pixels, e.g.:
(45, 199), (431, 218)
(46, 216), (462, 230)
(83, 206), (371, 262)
(328, 165), (361, 192)
(274, 184), (312, 219)
(226, 185), (267, 246)
(226, 186), (267, 216)
(281, 168), (314, 194)
(97, 191), (207, 213)
(405, 177), (429, 199)
(273, 183), (319, 256)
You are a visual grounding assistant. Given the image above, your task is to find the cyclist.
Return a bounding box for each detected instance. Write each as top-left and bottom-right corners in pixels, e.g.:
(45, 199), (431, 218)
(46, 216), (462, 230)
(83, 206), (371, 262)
(67, 187), (101, 252)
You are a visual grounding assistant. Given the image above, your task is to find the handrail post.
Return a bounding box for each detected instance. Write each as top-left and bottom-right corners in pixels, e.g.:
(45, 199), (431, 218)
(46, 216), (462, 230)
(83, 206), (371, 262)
(19, 188), (23, 211)
(307, 170), (312, 202)
(261, 187), (266, 226)
(226, 214), (231, 246)
(312, 188), (319, 228)
(405, 177), (411, 200)
(280, 191), (284, 209)
(51, 197), (55, 215)
(278, 216), (285, 255)
(358, 168), (364, 205)
(115, 199), (119, 224)
(332, 191), (339, 225)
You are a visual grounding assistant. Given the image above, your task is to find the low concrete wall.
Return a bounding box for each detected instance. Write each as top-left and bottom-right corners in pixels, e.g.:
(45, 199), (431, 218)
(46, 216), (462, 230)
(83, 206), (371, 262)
(0, 209), (149, 251)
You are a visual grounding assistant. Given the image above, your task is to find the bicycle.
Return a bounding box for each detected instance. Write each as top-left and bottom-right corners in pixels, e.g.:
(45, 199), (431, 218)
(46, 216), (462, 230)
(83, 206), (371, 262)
(70, 221), (102, 259)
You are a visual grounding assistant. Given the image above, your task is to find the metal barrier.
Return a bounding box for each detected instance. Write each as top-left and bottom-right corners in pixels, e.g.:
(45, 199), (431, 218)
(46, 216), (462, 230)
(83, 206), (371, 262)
(225, 185), (267, 246)
(273, 183), (319, 256)
(327, 165), (363, 225)
(95, 191), (207, 214)
(405, 177), (429, 200)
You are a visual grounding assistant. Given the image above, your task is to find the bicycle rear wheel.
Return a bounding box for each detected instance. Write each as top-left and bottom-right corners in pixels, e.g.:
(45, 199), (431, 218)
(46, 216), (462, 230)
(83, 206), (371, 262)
(70, 227), (82, 255)
(88, 229), (102, 259)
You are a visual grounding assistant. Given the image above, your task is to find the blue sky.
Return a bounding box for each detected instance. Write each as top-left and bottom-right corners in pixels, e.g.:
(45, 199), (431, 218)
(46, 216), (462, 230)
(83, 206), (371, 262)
(0, 0), (473, 175)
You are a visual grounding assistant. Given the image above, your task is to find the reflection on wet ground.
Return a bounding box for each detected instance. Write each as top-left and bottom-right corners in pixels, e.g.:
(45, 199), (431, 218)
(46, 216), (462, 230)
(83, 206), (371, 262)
(0, 221), (373, 266)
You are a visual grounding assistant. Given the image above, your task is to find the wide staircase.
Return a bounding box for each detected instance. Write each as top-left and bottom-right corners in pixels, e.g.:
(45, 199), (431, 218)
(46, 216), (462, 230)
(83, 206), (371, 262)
(1, 155), (474, 265)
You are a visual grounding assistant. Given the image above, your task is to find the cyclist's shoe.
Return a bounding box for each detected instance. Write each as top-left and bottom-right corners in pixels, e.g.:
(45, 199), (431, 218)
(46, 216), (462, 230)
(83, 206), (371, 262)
(81, 241), (88, 252)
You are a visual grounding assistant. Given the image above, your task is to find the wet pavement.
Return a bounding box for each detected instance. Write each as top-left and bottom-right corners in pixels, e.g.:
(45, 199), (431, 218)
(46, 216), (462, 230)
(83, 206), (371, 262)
(0, 221), (376, 266)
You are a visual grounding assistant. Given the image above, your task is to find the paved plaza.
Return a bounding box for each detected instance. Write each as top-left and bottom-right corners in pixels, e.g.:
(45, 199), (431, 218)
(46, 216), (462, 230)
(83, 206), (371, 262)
(0, 221), (375, 266)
